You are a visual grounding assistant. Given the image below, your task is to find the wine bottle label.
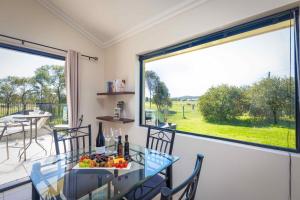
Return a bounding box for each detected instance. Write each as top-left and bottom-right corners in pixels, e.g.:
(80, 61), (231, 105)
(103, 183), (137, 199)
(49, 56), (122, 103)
(96, 146), (106, 154)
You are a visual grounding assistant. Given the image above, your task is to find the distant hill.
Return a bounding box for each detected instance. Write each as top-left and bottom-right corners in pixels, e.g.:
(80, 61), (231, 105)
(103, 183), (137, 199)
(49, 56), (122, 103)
(171, 96), (199, 101)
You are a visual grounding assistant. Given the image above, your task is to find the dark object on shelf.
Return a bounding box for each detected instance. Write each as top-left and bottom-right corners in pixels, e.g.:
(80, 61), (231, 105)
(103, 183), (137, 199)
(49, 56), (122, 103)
(96, 116), (134, 123)
(97, 91), (135, 95)
(106, 81), (113, 93)
(117, 101), (125, 111)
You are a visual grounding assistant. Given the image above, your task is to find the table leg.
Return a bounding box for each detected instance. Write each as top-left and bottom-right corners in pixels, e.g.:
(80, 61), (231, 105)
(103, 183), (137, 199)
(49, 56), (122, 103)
(166, 166), (173, 189)
(107, 181), (111, 199)
(34, 118), (47, 155)
(6, 136), (9, 160)
(23, 130), (26, 161)
(19, 119), (33, 159)
(32, 183), (40, 200)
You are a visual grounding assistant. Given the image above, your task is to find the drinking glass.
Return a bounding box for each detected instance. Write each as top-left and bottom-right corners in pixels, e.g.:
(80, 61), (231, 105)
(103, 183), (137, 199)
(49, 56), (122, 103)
(103, 128), (112, 153)
(111, 128), (120, 153)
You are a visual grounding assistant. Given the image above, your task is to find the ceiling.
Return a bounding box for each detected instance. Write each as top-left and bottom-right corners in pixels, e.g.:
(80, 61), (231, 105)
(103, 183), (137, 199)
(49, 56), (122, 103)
(37, 0), (208, 48)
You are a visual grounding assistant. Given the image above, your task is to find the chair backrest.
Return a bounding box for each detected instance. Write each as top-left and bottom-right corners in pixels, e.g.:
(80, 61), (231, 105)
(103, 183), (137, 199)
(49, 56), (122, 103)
(0, 122), (7, 141)
(160, 154), (204, 200)
(146, 126), (176, 155)
(36, 113), (51, 129)
(53, 124), (91, 155)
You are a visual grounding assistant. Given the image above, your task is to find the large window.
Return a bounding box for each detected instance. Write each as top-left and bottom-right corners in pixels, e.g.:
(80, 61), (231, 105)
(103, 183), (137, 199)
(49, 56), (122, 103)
(139, 9), (300, 151)
(0, 45), (66, 186)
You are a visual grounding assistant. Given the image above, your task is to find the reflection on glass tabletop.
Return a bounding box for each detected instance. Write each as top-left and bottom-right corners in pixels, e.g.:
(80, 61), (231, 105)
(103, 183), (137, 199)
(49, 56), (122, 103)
(23, 144), (179, 200)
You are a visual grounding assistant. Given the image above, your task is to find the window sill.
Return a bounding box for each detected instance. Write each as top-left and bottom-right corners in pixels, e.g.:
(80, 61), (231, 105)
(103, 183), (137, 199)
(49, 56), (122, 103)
(140, 124), (298, 154)
(0, 177), (30, 193)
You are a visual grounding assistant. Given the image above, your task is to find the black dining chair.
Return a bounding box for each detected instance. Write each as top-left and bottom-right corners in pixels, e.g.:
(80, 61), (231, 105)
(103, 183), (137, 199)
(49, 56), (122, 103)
(53, 124), (91, 155)
(126, 126), (176, 200)
(32, 124), (96, 200)
(160, 154), (204, 200)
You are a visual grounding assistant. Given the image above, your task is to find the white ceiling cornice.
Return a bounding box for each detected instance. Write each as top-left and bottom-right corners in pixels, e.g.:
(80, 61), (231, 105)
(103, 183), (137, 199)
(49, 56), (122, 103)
(37, 0), (105, 48)
(102, 0), (209, 48)
(37, 0), (209, 49)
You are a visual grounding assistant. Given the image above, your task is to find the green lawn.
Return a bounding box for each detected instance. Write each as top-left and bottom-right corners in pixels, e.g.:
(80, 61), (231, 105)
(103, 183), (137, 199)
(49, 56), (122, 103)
(145, 101), (295, 149)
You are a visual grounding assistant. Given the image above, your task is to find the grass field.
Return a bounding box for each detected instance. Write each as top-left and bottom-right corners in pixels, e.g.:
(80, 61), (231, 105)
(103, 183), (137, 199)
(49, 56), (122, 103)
(145, 101), (295, 149)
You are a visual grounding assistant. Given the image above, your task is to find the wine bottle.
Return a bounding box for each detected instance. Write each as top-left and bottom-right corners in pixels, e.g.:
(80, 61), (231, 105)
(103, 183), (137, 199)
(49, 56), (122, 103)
(117, 135), (123, 156)
(96, 122), (105, 154)
(124, 135), (129, 158)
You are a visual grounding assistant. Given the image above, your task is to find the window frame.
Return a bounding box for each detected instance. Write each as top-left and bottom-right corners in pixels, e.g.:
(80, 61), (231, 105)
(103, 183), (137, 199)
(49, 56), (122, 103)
(139, 8), (300, 153)
(0, 42), (65, 61)
(0, 43), (65, 191)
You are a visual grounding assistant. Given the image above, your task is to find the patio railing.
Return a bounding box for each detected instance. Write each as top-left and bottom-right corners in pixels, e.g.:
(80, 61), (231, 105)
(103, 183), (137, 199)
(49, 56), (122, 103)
(0, 103), (68, 125)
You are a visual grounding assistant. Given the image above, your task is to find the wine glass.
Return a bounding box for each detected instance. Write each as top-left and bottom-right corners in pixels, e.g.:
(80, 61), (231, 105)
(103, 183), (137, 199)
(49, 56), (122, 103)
(110, 128), (116, 150)
(103, 128), (112, 153)
(111, 128), (120, 153)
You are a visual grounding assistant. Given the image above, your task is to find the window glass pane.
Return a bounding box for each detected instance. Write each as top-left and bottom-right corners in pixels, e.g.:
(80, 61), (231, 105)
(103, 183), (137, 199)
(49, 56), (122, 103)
(142, 19), (296, 149)
(0, 47), (66, 185)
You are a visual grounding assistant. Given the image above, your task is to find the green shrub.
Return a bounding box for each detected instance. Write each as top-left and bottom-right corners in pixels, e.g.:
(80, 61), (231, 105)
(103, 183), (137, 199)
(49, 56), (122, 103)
(198, 84), (246, 121)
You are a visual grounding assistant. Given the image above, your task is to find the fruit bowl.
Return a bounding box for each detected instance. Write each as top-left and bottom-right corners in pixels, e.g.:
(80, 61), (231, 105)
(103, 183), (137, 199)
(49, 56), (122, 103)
(73, 154), (131, 170)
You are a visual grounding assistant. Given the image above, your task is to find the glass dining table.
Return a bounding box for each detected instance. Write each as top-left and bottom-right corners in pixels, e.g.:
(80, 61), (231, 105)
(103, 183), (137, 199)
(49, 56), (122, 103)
(23, 144), (179, 200)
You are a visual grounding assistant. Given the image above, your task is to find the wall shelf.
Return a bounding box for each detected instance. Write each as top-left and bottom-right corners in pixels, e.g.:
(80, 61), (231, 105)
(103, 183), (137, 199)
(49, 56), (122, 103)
(96, 116), (134, 123)
(97, 91), (135, 95)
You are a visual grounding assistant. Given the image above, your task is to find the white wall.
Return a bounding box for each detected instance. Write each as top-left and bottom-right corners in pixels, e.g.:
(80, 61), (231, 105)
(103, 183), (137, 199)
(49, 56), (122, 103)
(0, 0), (104, 198)
(0, 0), (104, 138)
(103, 0), (300, 199)
(1, 0), (300, 199)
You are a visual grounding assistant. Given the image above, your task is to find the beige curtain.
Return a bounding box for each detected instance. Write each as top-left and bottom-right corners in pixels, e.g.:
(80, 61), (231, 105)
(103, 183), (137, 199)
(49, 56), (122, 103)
(65, 50), (80, 128)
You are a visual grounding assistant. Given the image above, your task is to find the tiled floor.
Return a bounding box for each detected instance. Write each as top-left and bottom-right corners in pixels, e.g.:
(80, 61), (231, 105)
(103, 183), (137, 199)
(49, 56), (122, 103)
(0, 184), (31, 200)
(0, 132), (55, 186)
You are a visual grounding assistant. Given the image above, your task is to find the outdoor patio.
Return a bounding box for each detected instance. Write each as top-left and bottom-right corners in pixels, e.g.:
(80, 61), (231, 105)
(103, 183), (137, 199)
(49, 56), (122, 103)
(0, 131), (54, 186)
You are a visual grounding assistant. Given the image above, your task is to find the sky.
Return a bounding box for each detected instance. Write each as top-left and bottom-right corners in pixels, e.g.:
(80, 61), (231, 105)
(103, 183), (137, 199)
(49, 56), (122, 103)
(0, 48), (65, 79)
(145, 27), (294, 98)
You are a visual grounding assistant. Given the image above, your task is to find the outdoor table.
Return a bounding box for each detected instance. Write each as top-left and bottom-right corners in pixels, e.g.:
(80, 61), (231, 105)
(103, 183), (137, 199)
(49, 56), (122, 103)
(13, 112), (52, 156)
(23, 144), (179, 200)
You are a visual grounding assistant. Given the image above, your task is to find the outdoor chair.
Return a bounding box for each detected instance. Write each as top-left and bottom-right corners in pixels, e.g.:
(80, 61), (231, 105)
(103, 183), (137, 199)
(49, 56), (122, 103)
(160, 154), (204, 200)
(53, 115), (84, 131)
(0, 119), (30, 161)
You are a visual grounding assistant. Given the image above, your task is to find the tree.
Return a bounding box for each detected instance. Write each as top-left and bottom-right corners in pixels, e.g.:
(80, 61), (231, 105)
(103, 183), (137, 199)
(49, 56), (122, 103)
(50, 65), (66, 116)
(281, 77), (295, 118)
(145, 70), (160, 109)
(0, 77), (18, 115)
(248, 76), (292, 124)
(14, 77), (35, 111)
(152, 81), (172, 122)
(33, 65), (51, 102)
(50, 66), (66, 104)
(198, 84), (246, 121)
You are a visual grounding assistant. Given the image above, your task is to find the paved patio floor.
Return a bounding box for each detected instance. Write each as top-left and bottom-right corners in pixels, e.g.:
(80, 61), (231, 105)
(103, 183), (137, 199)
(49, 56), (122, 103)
(0, 133), (55, 186)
